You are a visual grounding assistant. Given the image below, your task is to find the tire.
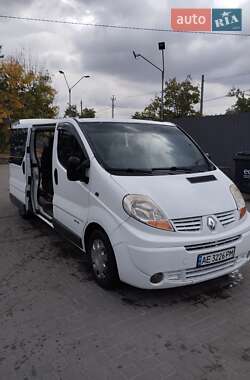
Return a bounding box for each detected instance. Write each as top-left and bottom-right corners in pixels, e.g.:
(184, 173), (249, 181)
(86, 229), (119, 289)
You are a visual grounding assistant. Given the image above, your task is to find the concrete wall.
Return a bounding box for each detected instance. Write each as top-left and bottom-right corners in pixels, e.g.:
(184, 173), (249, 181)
(176, 112), (250, 179)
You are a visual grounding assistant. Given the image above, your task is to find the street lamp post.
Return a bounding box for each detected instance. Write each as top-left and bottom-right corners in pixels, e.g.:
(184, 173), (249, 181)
(0, 45), (4, 59)
(59, 70), (90, 107)
(133, 42), (165, 121)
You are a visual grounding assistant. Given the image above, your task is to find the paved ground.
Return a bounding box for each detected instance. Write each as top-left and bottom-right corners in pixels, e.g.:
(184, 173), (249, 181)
(0, 154), (9, 165)
(1, 164), (250, 380)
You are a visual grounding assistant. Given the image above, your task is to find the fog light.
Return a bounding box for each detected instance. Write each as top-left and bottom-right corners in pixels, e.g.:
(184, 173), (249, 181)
(150, 272), (164, 284)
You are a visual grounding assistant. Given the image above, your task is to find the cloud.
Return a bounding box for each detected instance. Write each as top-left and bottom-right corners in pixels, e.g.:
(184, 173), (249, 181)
(0, 0), (249, 117)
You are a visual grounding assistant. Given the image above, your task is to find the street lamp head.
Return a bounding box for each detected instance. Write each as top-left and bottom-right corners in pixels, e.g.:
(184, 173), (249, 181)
(133, 50), (138, 59)
(59, 70), (64, 74)
(158, 42), (165, 51)
(84, 75), (90, 78)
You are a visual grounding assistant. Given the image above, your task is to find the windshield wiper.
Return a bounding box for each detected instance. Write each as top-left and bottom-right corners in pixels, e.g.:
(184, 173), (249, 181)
(151, 166), (194, 173)
(109, 168), (153, 174)
(109, 166), (208, 175)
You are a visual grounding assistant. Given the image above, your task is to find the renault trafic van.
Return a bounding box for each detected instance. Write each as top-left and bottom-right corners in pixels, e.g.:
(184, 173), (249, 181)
(9, 118), (250, 289)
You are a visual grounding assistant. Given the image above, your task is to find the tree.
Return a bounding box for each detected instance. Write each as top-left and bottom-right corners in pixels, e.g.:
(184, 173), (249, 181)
(64, 104), (79, 117)
(79, 107), (96, 118)
(0, 57), (58, 122)
(226, 88), (250, 114)
(64, 105), (96, 118)
(0, 56), (58, 152)
(132, 76), (200, 121)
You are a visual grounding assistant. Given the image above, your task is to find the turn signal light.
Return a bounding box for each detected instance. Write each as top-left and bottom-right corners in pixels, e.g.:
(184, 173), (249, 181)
(147, 220), (174, 231)
(240, 207), (247, 219)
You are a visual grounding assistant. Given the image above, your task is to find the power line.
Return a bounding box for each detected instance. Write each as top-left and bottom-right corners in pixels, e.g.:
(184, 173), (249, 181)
(123, 90), (159, 99)
(207, 72), (250, 82)
(128, 72), (250, 100)
(204, 95), (227, 103)
(122, 71), (250, 101)
(204, 85), (250, 103)
(96, 106), (111, 111)
(0, 14), (250, 37)
(192, 71), (250, 83)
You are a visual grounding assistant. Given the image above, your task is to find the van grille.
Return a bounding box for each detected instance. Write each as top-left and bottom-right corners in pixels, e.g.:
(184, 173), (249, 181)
(215, 210), (237, 227)
(171, 216), (202, 232)
(171, 210), (237, 233)
(185, 235), (241, 252)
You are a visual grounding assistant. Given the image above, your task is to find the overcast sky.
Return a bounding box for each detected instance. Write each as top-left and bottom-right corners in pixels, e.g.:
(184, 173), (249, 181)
(0, 0), (250, 118)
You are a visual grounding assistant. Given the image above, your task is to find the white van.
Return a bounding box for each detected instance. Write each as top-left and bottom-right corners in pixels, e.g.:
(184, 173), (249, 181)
(9, 118), (250, 289)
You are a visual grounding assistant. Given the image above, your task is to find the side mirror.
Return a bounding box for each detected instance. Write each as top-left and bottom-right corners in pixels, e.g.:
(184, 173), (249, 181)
(66, 156), (90, 183)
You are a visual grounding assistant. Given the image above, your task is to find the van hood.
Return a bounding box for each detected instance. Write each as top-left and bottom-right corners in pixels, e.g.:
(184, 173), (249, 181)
(111, 169), (236, 219)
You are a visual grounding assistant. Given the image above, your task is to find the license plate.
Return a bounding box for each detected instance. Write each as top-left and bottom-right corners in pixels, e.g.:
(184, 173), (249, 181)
(197, 247), (236, 268)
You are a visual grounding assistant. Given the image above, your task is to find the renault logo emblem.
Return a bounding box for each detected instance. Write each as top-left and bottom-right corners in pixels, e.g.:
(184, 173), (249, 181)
(207, 216), (216, 231)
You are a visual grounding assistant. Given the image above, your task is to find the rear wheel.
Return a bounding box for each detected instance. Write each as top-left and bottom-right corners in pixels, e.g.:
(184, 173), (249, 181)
(87, 229), (119, 289)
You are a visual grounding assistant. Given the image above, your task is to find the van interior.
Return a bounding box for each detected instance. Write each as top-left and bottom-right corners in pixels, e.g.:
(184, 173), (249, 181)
(30, 127), (55, 221)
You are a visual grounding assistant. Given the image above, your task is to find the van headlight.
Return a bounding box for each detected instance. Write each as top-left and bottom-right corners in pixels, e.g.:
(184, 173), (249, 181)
(230, 184), (246, 219)
(123, 194), (174, 231)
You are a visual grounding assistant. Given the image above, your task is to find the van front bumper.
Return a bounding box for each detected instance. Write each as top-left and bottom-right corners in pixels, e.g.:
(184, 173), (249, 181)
(113, 214), (250, 289)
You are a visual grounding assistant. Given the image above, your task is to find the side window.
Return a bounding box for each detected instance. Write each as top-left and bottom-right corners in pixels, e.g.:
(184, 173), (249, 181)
(34, 130), (54, 168)
(57, 129), (86, 169)
(10, 128), (28, 165)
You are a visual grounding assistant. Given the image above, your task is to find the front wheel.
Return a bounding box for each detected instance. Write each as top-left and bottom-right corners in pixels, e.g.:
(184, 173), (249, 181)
(87, 229), (119, 289)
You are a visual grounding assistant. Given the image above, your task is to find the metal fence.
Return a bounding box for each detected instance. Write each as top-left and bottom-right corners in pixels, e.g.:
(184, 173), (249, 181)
(176, 112), (250, 180)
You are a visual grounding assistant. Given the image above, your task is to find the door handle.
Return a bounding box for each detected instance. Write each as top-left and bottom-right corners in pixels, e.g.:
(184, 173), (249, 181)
(22, 161), (25, 174)
(54, 168), (58, 185)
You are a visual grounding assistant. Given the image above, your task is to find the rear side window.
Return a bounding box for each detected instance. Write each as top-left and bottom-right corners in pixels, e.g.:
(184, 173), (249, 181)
(57, 129), (86, 169)
(10, 128), (28, 165)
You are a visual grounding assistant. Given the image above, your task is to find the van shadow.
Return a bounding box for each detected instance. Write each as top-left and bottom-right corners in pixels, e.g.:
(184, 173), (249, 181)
(26, 216), (94, 283)
(27, 216), (245, 309)
(115, 271), (243, 309)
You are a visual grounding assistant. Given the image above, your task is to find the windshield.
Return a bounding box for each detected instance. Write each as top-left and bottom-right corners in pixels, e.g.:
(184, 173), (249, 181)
(78, 122), (214, 175)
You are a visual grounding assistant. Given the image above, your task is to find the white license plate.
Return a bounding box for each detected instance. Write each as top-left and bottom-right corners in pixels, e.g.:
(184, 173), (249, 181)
(197, 247), (236, 268)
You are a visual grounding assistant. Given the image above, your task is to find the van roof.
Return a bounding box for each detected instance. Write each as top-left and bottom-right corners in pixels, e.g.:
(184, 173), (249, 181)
(76, 118), (176, 127)
(11, 119), (58, 129)
(11, 118), (176, 129)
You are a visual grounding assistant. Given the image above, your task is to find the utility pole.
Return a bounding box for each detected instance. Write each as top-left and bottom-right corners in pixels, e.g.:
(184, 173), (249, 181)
(200, 74), (205, 116)
(80, 99), (83, 115)
(111, 95), (116, 119)
(0, 45), (4, 59)
(159, 42), (165, 122)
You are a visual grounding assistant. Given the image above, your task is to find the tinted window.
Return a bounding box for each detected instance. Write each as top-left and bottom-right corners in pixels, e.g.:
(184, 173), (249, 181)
(78, 122), (213, 175)
(57, 129), (86, 169)
(10, 128), (28, 165)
